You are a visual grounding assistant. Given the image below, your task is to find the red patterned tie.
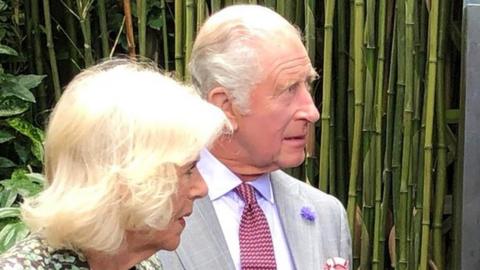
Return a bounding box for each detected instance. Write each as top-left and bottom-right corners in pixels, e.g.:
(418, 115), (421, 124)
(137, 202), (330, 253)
(235, 183), (277, 270)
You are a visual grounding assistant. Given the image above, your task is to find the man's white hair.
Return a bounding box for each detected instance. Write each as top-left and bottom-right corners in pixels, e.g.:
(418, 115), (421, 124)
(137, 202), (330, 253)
(189, 5), (302, 112)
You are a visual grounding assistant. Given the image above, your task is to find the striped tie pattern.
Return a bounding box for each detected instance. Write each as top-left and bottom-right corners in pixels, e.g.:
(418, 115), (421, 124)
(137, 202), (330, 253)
(235, 183), (277, 270)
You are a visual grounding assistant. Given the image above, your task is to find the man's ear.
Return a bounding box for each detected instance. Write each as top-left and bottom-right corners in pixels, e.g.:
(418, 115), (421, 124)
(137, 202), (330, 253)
(207, 87), (239, 130)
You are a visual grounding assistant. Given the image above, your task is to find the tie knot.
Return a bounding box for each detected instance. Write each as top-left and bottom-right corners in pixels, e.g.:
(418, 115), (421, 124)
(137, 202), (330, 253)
(235, 183), (257, 205)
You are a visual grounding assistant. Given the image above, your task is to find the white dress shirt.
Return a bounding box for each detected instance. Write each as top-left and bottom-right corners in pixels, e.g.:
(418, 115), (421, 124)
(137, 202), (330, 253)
(198, 149), (295, 270)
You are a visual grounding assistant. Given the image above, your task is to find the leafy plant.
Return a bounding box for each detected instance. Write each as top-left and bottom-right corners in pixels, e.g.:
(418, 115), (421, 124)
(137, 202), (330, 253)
(0, 36), (45, 252)
(0, 170), (44, 253)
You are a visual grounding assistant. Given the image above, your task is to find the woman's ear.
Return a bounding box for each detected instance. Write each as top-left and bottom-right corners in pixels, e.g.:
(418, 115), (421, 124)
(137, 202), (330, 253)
(207, 87), (239, 130)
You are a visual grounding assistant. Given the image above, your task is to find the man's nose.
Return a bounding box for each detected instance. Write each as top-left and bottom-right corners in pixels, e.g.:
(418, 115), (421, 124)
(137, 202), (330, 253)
(299, 88), (320, 123)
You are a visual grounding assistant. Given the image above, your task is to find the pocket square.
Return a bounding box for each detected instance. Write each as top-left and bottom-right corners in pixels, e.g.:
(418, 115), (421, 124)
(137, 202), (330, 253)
(323, 257), (349, 270)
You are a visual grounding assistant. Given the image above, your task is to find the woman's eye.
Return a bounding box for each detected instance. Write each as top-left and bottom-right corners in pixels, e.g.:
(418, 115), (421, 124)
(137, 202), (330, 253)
(186, 164), (197, 176)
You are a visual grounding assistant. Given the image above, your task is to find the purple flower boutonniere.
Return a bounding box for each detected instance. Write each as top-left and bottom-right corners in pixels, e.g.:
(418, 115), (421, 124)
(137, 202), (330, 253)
(300, 206), (316, 221)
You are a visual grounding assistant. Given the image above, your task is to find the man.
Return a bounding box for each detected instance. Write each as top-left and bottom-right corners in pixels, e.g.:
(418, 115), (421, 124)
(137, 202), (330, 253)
(158, 5), (351, 270)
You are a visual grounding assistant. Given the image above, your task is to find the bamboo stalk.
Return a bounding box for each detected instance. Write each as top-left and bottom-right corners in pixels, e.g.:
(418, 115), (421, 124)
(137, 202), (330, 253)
(161, 0), (169, 70)
(110, 16), (126, 58)
(371, 1), (388, 269)
(24, 0), (34, 122)
(418, 0), (440, 266)
(31, 0), (46, 110)
(391, 51), (405, 270)
(432, 0), (450, 269)
(97, 0), (109, 57)
(76, 0), (94, 66)
(284, 0), (295, 23)
(346, 0), (365, 256)
(304, 0), (317, 187)
(412, 1), (428, 268)
(381, 21), (398, 270)
(329, 102), (336, 195)
(405, 0), (417, 266)
(197, 0), (206, 32)
(211, 0), (221, 12)
(263, 0), (275, 9)
(175, 0), (184, 80)
(319, 0), (335, 192)
(347, 0), (364, 269)
(276, 0), (286, 18)
(64, 0), (81, 74)
(42, 0), (62, 101)
(334, 0), (348, 205)
(25, 0), (33, 74)
(396, 0), (415, 267)
(185, 0), (195, 81)
(138, 0), (147, 57)
(305, 0), (316, 72)
(412, 0), (427, 191)
(294, 0), (304, 30)
(360, 0), (376, 267)
(123, 0), (136, 58)
(391, 1), (406, 266)
(347, 0), (355, 169)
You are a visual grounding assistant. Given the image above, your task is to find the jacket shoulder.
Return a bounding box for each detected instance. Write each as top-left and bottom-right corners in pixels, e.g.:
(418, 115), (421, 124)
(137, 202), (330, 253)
(270, 170), (346, 216)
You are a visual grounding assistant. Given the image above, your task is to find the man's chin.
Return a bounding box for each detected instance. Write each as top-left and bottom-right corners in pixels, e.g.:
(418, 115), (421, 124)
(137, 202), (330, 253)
(278, 154), (306, 169)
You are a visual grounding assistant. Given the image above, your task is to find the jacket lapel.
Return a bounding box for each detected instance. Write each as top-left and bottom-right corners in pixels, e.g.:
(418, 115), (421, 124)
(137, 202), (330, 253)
(176, 196), (235, 269)
(271, 171), (321, 270)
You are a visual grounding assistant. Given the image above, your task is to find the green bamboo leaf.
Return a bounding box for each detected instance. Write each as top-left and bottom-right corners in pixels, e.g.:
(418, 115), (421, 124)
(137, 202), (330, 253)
(0, 97), (30, 117)
(0, 222), (29, 253)
(0, 129), (14, 144)
(2, 169), (43, 198)
(6, 118), (44, 162)
(16, 75), (46, 90)
(0, 207), (20, 219)
(0, 45), (17, 56)
(0, 157), (16, 168)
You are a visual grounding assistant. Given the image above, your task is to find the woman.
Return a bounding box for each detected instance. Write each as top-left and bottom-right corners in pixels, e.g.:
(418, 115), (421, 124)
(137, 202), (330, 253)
(0, 59), (228, 269)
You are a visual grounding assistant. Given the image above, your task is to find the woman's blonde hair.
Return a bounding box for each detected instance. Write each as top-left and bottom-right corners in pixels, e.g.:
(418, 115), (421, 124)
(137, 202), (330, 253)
(21, 59), (228, 253)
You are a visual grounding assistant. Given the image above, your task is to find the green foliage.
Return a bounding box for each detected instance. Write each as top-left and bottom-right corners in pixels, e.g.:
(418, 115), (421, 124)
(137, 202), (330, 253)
(0, 170), (44, 253)
(0, 43), (45, 177)
(0, 45), (17, 56)
(0, 72), (45, 177)
(0, 2), (46, 251)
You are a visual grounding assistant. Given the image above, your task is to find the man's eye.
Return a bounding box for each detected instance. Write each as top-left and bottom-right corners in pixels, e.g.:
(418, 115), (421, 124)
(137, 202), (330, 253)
(287, 83), (299, 93)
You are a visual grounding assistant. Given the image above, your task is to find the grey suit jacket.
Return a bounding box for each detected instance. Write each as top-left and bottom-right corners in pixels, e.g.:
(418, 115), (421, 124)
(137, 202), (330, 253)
(157, 170), (352, 269)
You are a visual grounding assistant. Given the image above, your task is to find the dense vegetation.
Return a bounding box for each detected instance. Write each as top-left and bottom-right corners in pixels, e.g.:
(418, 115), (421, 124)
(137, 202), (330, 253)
(0, 0), (462, 269)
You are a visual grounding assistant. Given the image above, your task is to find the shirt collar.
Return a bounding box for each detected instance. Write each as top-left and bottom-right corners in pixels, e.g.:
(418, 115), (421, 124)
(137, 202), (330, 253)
(197, 149), (274, 204)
